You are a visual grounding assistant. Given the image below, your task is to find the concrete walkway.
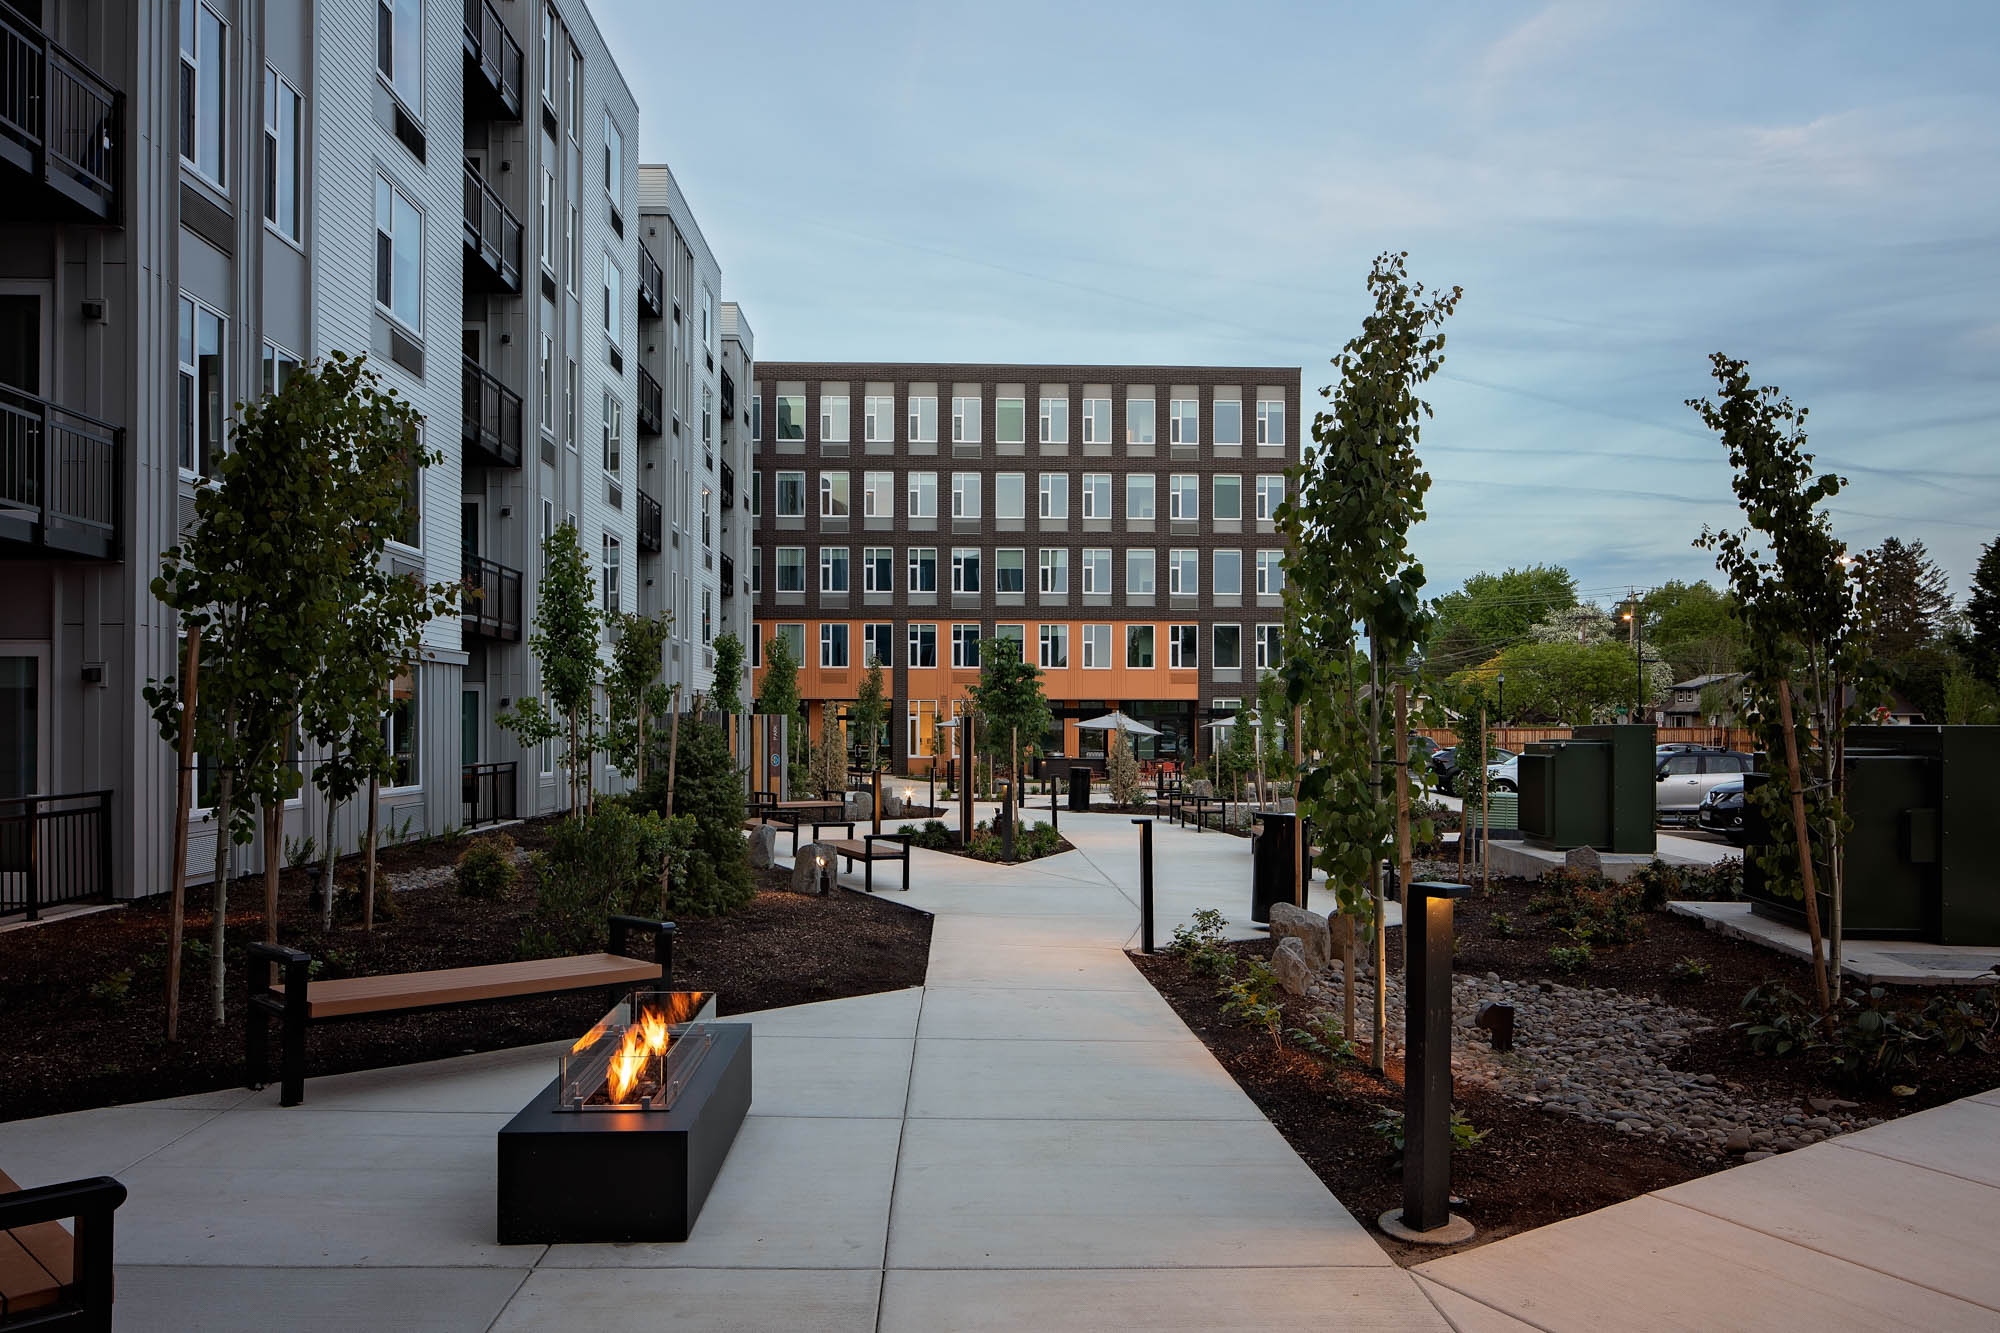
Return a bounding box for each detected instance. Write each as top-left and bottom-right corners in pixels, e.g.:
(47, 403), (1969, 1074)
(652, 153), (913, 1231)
(0, 810), (1444, 1331)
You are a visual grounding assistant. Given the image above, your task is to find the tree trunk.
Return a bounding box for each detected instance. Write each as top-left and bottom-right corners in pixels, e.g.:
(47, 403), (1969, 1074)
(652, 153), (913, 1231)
(1480, 707), (1491, 891)
(1395, 684), (1412, 973)
(1368, 637), (1386, 1075)
(165, 629), (200, 1042)
(1827, 676), (1845, 991)
(262, 797), (283, 976)
(1776, 684), (1831, 1012)
(207, 758), (235, 1028)
(363, 772), (380, 932)
(319, 761), (340, 932)
(658, 691), (682, 916)
(1291, 704), (1304, 908)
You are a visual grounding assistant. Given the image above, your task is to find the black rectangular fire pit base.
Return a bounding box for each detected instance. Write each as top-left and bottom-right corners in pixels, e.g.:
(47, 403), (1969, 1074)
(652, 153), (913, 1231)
(497, 1021), (752, 1244)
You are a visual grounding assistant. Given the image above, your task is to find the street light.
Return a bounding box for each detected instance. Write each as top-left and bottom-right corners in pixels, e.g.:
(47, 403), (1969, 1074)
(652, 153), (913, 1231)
(1496, 672), (1506, 728)
(1621, 608), (1644, 722)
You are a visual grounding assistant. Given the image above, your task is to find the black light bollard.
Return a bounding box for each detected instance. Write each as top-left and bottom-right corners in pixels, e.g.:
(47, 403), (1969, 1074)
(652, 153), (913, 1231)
(1134, 818), (1155, 953)
(1050, 766), (1060, 832)
(1382, 880), (1475, 1244)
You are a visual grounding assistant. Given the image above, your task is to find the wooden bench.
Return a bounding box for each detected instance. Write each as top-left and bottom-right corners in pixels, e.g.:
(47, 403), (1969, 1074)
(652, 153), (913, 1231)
(0, 1168), (125, 1331)
(824, 833), (911, 893)
(245, 914), (675, 1107)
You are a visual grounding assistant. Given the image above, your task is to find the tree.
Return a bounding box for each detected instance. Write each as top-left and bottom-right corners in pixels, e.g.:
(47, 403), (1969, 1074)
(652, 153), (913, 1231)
(1524, 602), (1617, 646)
(605, 610), (673, 784)
(808, 721), (848, 798)
(1106, 728), (1143, 804)
(500, 523), (601, 817)
(755, 630), (806, 786)
(1964, 536), (2000, 685)
(852, 656), (889, 771)
(1693, 354), (1878, 1014)
(637, 717), (751, 914)
(970, 636), (1053, 792)
(1425, 565), (1576, 672)
(1862, 537), (1951, 660)
(1453, 639), (1667, 723)
(710, 630), (745, 716)
(1642, 580), (1743, 681)
(1282, 250), (1459, 1072)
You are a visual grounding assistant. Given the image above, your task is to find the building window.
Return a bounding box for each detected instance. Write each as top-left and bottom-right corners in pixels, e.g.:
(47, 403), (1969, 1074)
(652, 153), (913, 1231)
(862, 471), (892, 518)
(750, 395), (763, 442)
(1214, 549), (1244, 597)
(1170, 624), (1199, 669)
(750, 632), (762, 669)
(536, 334), (554, 432)
(820, 393), (850, 442)
(1039, 623), (1069, 669)
(1039, 548), (1068, 594)
(566, 203), (579, 293)
(995, 472), (1026, 520)
(602, 255), (622, 343)
(566, 360), (578, 448)
(1256, 550), (1285, 596)
(1214, 624), (1243, 670)
(603, 113), (623, 205)
(863, 547), (893, 593)
(996, 397), (1026, 445)
(703, 385), (714, 450)
(181, 2), (227, 185)
(1256, 624), (1284, 670)
(1039, 473), (1069, 519)
(776, 546), (806, 592)
(952, 472), (981, 519)
(749, 471), (762, 517)
(952, 395), (981, 443)
(261, 342), (300, 397)
(908, 547), (938, 593)
(1257, 399), (1286, 445)
(1082, 397), (1111, 444)
(951, 548), (981, 593)
(263, 68), (301, 238)
(820, 622), (849, 668)
(567, 40), (582, 130)
(775, 395), (805, 441)
(1081, 623), (1111, 668)
(776, 471), (806, 517)
(1126, 625), (1155, 669)
(703, 589), (712, 644)
(996, 548), (1026, 594)
(382, 667), (419, 789)
(1213, 474), (1243, 521)
(907, 471), (937, 519)
(1126, 549), (1155, 596)
(819, 471), (850, 518)
(1040, 395), (1069, 444)
(602, 534), (621, 613)
(1081, 473), (1111, 518)
(994, 624), (1026, 657)
(907, 699), (935, 756)
(864, 622), (894, 666)
(1170, 398), (1198, 445)
(1213, 399), (1243, 447)
(820, 546), (850, 594)
(1126, 473), (1155, 520)
(909, 395), (938, 442)
(749, 546), (762, 594)
(1169, 474), (1199, 520)
(908, 622), (938, 669)
(374, 174), (424, 332)
(377, 0), (423, 116)
(1169, 548), (1198, 596)
(1126, 396), (1155, 446)
(774, 623), (805, 662)
(865, 395), (895, 443)
(178, 296), (226, 476)
(952, 624), (981, 668)
(1081, 548), (1111, 594)
(1256, 474), (1286, 520)
(541, 4), (557, 102)
(539, 139), (555, 270)
(601, 390), (627, 474)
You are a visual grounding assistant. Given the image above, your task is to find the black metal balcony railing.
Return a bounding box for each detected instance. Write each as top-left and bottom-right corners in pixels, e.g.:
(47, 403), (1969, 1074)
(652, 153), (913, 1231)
(637, 242), (664, 319)
(719, 552), (734, 597)
(462, 160), (521, 293)
(637, 491), (662, 553)
(0, 7), (120, 221)
(0, 790), (110, 919)
(462, 555), (522, 641)
(462, 761), (516, 828)
(636, 364), (662, 437)
(720, 371), (734, 423)
(719, 462), (735, 510)
(0, 385), (120, 559)
(461, 357), (522, 468)
(461, 0), (523, 121)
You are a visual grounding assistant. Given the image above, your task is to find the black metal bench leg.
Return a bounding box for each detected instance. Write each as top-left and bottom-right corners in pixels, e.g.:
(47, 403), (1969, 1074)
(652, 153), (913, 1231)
(902, 851), (910, 893)
(279, 955), (309, 1107)
(865, 856), (873, 894)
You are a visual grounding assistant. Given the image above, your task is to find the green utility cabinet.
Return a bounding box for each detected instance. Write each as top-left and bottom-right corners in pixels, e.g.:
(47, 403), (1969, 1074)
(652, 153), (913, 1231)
(1746, 725), (2000, 945)
(1517, 725), (1657, 855)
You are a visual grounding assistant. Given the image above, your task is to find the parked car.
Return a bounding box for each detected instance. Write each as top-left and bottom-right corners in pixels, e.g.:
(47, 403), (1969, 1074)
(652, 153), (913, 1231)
(1656, 749), (1755, 822)
(1656, 741), (1712, 756)
(1696, 777), (1746, 843)
(1431, 746), (1515, 796)
(1487, 755), (1520, 793)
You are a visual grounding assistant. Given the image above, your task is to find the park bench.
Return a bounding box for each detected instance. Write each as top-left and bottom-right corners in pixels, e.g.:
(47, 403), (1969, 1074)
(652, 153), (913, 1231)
(823, 832), (911, 893)
(0, 1168), (125, 1331)
(245, 914), (674, 1108)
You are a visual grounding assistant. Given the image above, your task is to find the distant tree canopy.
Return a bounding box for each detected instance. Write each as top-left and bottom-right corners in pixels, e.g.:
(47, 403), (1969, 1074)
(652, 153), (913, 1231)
(1640, 579), (1743, 681)
(1425, 565), (1578, 673)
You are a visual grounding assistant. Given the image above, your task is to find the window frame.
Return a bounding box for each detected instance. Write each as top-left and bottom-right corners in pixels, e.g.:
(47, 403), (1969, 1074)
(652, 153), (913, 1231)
(180, 1), (228, 188)
(1038, 395), (1068, 444)
(863, 547), (893, 593)
(177, 293), (226, 479)
(951, 471), (981, 519)
(995, 472), (1026, 520)
(951, 547), (982, 594)
(1256, 399), (1286, 446)
(907, 471), (938, 519)
(1126, 624), (1156, 670)
(908, 546), (939, 593)
(1169, 548), (1198, 596)
(908, 622), (938, 669)
(819, 546), (850, 594)
(263, 66), (302, 240)
(819, 622), (850, 669)
(995, 397), (1026, 445)
(1038, 547), (1068, 594)
(1169, 398), (1198, 445)
(1081, 547), (1111, 595)
(864, 394), (895, 443)
(775, 394), (806, 441)
(1081, 623), (1112, 669)
(908, 395), (938, 443)
(775, 470), (806, 518)
(996, 547), (1027, 594)
(1212, 399), (1243, 447)
(1038, 472), (1069, 519)
(819, 471), (851, 518)
(1038, 622), (1069, 669)
(1169, 473), (1199, 520)
(775, 545), (807, 593)
(819, 393), (851, 443)
(374, 173), (425, 335)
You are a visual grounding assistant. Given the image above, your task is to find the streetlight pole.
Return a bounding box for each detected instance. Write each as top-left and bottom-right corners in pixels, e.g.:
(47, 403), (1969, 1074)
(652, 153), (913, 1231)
(1496, 672), (1505, 730)
(1622, 605), (1644, 722)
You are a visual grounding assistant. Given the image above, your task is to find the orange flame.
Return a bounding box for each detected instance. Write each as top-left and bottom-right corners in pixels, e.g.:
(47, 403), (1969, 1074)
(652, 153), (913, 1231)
(639, 1007), (671, 1057)
(571, 1018), (611, 1054)
(607, 1027), (648, 1103)
(638, 992), (705, 1027)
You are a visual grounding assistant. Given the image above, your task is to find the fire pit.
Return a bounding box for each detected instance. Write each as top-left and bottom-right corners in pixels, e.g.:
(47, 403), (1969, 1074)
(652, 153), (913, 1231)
(498, 991), (752, 1244)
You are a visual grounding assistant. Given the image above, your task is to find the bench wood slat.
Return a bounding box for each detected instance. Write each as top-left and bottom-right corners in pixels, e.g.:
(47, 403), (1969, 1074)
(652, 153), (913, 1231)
(0, 1232), (61, 1315)
(824, 839), (904, 858)
(272, 953), (661, 1020)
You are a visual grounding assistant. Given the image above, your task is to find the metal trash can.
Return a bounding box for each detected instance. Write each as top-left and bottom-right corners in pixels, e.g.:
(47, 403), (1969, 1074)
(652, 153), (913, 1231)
(1069, 766), (1093, 812)
(1250, 810), (1299, 924)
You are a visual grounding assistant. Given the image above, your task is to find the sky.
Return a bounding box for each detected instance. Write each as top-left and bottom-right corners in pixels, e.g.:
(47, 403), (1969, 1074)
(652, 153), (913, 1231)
(596, 0), (2000, 612)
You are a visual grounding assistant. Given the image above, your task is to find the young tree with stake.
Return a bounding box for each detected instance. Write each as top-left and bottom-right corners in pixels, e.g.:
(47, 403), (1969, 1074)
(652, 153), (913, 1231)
(500, 523), (602, 818)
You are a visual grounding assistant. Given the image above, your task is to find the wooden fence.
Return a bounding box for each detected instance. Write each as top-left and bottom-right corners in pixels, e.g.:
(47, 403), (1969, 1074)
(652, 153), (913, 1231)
(1413, 726), (1758, 752)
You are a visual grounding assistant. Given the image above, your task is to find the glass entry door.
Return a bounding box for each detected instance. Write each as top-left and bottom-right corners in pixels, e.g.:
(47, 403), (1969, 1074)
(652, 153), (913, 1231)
(0, 651), (44, 800)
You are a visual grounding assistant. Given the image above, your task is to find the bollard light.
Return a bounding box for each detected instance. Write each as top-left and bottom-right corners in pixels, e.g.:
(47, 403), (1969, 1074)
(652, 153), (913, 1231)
(1133, 819), (1156, 953)
(1381, 880), (1476, 1245)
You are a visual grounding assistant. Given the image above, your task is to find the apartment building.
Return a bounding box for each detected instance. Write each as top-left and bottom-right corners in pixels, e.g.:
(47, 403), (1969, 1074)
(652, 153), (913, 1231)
(0, 0), (747, 911)
(746, 364), (1302, 771)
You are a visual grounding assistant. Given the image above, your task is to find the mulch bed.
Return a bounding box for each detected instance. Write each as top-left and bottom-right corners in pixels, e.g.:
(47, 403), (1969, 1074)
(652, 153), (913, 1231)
(1133, 867), (1999, 1265)
(0, 816), (932, 1122)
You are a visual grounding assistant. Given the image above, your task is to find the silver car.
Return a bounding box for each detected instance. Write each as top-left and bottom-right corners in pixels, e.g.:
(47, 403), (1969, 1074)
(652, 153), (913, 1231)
(1657, 750), (1754, 821)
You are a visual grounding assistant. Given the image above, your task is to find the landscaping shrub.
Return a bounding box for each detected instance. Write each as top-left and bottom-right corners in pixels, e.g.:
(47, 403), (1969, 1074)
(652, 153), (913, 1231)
(1546, 942), (1592, 973)
(1735, 982), (1997, 1088)
(453, 833), (520, 900)
(524, 805), (681, 956)
(634, 717), (753, 917)
(332, 876), (400, 925)
(956, 818), (1065, 863)
(1107, 730), (1143, 804)
(897, 820), (956, 852)
(1669, 955), (1713, 983)
(1633, 857), (1745, 910)
(1527, 868), (1645, 947)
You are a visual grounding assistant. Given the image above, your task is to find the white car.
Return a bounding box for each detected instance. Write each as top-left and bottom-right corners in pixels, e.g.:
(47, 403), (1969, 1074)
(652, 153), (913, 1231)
(1486, 756), (1520, 792)
(1656, 750), (1755, 821)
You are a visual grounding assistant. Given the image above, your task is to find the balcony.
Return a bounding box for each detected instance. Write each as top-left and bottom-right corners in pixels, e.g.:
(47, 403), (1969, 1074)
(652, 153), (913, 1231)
(462, 555), (521, 641)
(719, 552), (734, 597)
(637, 242), (664, 320)
(461, 0), (523, 121)
(637, 492), (662, 553)
(461, 761), (516, 828)
(636, 364), (662, 437)
(719, 462), (735, 509)
(462, 160), (521, 293)
(0, 790), (110, 919)
(0, 7), (120, 222)
(0, 385), (120, 559)
(720, 371), (733, 423)
(461, 357), (522, 469)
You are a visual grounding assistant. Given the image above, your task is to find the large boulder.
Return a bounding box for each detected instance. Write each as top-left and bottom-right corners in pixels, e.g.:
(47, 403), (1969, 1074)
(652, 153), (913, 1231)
(882, 790), (906, 819)
(1269, 901), (1331, 972)
(789, 841), (834, 895)
(748, 822), (777, 870)
(1190, 778), (1215, 799)
(844, 791), (871, 821)
(1273, 936), (1314, 997)
(1565, 845), (1603, 876)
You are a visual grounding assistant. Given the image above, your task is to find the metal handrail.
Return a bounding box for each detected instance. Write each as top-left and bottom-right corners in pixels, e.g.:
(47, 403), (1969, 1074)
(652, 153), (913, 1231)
(462, 554), (523, 640)
(460, 357), (522, 468)
(462, 159), (521, 291)
(0, 383), (121, 555)
(637, 365), (663, 435)
(0, 789), (112, 920)
(637, 242), (664, 317)
(461, 0), (523, 118)
(0, 7), (120, 216)
(637, 491), (662, 552)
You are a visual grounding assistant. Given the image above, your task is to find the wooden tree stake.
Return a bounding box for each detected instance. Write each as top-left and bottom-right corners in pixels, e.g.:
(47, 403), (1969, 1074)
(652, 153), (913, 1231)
(1776, 684), (1831, 1011)
(164, 629), (200, 1042)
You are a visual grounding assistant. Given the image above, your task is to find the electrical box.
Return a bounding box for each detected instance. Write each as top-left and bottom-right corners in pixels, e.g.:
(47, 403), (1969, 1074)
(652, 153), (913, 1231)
(1517, 724), (1656, 855)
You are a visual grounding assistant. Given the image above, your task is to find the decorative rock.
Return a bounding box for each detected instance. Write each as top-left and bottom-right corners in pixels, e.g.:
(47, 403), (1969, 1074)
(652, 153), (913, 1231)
(1724, 1126), (1752, 1153)
(844, 792), (871, 821)
(748, 823), (777, 870)
(1191, 779), (1215, 798)
(1268, 901), (1331, 972)
(882, 792), (906, 819)
(1807, 1097), (1858, 1113)
(1743, 1150), (1775, 1162)
(1272, 937), (1313, 997)
(1564, 845), (1603, 875)
(789, 841), (834, 895)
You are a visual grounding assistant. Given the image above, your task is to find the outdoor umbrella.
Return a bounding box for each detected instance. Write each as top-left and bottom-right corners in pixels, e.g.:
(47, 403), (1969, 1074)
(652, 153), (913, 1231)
(1074, 710), (1161, 736)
